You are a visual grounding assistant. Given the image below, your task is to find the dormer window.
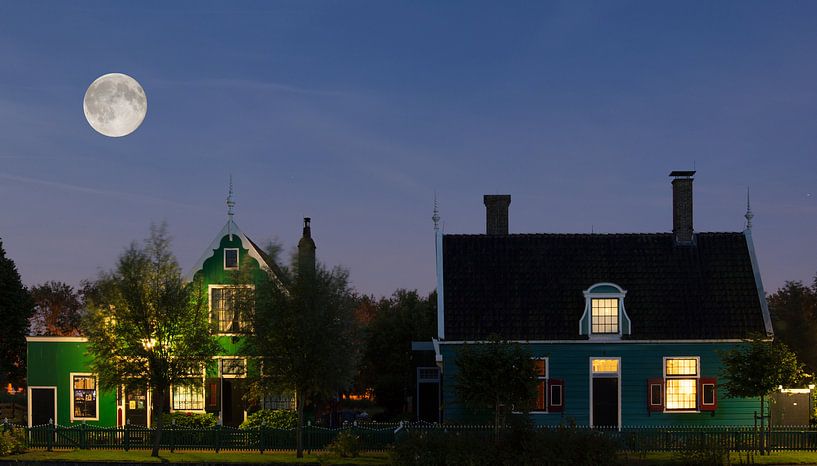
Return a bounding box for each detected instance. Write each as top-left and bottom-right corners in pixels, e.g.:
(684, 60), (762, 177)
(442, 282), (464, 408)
(224, 248), (239, 270)
(579, 283), (631, 339)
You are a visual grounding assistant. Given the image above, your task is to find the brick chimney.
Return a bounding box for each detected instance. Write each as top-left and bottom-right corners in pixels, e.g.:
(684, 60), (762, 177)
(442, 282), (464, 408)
(670, 171), (695, 244)
(484, 195), (511, 235)
(297, 217), (316, 278)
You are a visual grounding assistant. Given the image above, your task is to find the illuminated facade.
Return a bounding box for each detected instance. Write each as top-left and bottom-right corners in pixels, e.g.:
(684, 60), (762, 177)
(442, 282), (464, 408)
(26, 213), (298, 428)
(434, 172), (773, 427)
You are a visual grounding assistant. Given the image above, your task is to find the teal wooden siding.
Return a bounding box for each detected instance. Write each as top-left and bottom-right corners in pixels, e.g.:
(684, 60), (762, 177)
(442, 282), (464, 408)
(27, 340), (117, 426)
(441, 342), (759, 426)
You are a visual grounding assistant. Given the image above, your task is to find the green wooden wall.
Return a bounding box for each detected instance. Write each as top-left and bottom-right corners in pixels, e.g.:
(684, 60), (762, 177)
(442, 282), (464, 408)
(27, 340), (116, 426)
(441, 342), (760, 426)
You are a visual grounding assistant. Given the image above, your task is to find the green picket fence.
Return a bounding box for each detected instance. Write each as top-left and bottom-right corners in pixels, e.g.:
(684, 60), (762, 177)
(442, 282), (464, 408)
(5, 422), (817, 453)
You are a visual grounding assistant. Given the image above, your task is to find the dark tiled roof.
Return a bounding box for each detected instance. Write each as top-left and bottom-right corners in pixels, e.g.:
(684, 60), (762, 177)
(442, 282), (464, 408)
(443, 232), (766, 341)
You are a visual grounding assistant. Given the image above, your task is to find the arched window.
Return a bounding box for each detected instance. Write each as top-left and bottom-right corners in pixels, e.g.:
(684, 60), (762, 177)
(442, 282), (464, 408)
(579, 283), (631, 338)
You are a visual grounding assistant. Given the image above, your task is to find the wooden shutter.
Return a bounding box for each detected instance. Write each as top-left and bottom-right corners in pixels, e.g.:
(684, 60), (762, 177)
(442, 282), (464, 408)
(647, 378), (663, 412)
(699, 377), (717, 411)
(204, 379), (220, 412)
(548, 379), (564, 412)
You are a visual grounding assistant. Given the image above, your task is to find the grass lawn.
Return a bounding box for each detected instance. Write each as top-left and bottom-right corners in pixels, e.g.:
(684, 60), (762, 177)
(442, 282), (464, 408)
(2, 449), (391, 465)
(625, 451), (817, 465)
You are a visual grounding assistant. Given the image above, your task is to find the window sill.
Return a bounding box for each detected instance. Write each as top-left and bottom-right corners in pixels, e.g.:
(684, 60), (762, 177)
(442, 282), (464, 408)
(663, 410), (700, 414)
(70, 417), (99, 422)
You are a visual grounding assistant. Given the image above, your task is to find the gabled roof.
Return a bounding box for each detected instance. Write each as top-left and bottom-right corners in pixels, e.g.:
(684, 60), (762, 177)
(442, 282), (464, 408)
(187, 220), (285, 282)
(443, 232), (770, 341)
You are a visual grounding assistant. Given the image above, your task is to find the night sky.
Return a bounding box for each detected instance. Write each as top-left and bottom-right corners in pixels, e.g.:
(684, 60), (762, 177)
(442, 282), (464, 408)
(1, 1), (815, 297)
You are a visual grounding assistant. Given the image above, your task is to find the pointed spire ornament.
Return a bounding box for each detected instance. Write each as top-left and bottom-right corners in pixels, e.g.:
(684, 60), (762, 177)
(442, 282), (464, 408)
(744, 186), (754, 230)
(226, 175), (236, 239)
(432, 192), (441, 231)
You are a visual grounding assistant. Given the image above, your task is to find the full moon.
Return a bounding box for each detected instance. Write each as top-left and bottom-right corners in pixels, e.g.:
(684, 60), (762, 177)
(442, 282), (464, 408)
(83, 73), (147, 137)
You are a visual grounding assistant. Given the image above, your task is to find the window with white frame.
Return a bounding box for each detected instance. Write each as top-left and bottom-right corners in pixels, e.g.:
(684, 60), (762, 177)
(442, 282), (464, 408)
(210, 285), (254, 334)
(262, 393), (295, 410)
(664, 357), (699, 411)
(172, 382), (205, 411)
(220, 358), (246, 378)
(532, 358), (548, 411)
(591, 298), (619, 334)
(580, 283), (631, 338)
(224, 248), (239, 270)
(71, 374), (98, 420)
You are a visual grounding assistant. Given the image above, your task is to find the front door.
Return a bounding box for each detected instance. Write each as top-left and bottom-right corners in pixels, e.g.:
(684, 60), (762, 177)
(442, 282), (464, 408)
(590, 358), (620, 429)
(221, 380), (245, 427)
(125, 387), (148, 426)
(592, 378), (618, 428)
(30, 387), (56, 426)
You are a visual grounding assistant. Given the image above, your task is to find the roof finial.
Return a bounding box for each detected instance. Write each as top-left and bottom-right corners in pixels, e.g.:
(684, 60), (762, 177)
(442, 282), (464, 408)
(432, 192), (441, 231)
(226, 175), (235, 239)
(744, 185), (753, 230)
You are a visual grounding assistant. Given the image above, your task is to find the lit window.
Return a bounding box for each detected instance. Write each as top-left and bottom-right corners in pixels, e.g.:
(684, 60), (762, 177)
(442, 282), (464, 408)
(533, 358), (547, 411)
(173, 382), (204, 411)
(665, 357), (698, 410)
(224, 249), (239, 270)
(72, 375), (97, 419)
(592, 359), (619, 374)
(591, 298), (619, 334)
(210, 286), (254, 334)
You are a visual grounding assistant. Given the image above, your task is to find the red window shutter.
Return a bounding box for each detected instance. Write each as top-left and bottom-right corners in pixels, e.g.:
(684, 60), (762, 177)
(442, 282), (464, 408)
(204, 379), (220, 412)
(535, 380), (546, 411)
(699, 377), (717, 411)
(647, 378), (663, 412)
(548, 379), (564, 412)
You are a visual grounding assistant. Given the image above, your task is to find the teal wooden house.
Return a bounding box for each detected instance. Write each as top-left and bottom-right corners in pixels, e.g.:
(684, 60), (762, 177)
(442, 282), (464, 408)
(432, 172), (773, 427)
(26, 193), (307, 428)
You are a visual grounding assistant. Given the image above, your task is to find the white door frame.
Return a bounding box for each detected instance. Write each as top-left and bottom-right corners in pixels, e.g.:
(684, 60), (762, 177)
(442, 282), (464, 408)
(588, 357), (622, 429)
(27, 386), (57, 428)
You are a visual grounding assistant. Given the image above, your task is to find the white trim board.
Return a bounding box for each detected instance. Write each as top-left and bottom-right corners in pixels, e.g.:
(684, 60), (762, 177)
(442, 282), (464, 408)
(26, 336), (88, 343)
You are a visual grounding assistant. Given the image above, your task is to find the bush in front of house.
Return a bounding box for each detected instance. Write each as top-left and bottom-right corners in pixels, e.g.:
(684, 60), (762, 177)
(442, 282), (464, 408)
(0, 427), (26, 456)
(239, 409), (297, 430)
(327, 430), (362, 458)
(159, 412), (218, 429)
(391, 424), (623, 466)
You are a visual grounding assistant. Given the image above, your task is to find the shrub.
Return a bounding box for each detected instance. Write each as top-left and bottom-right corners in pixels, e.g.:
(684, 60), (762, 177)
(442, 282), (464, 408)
(327, 430), (361, 458)
(239, 409), (297, 430)
(673, 437), (731, 466)
(159, 412), (217, 429)
(0, 427), (26, 456)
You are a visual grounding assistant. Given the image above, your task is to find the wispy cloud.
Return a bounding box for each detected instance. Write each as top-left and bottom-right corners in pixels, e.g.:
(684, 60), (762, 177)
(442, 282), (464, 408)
(151, 77), (353, 98)
(0, 173), (203, 210)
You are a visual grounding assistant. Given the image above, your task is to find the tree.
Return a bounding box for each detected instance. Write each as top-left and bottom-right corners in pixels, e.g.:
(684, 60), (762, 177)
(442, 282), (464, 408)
(359, 290), (436, 417)
(246, 260), (358, 458)
(82, 224), (220, 457)
(720, 337), (805, 454)
(0, 240), (34, 386)
(769, 279), (817, 373)
(454, 337), (536, 436)
(29, 281), (83, 336)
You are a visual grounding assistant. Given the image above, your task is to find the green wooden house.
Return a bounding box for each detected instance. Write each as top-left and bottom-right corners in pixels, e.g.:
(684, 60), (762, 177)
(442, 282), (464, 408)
(432, 172), (773, 427)
(26, 206), (308, 428)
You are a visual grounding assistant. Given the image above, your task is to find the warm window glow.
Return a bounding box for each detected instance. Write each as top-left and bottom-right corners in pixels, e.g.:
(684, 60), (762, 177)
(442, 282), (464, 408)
(210, 286), (253, 333)
(665, 357), (699, 410)
(666, 358), (698, 376)
(592, 359), (619, 374)
(173, 382), (204, 411)
(72, 375), (97, 419)
(666, 379), (697, 410)
(591, 298), (619, 334)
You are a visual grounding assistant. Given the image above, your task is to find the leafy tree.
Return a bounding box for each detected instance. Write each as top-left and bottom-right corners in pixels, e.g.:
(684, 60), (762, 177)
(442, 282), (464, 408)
(29, 281), (83, 336)
(82, 224), (220, 457)
(769, 279), (817, 373)
(720, 337), (805, 454)
(246, 258), (358, 458)
(454, 337), (536, 436)
(0, 240), (34, 386)
(359, 290), (436, 417)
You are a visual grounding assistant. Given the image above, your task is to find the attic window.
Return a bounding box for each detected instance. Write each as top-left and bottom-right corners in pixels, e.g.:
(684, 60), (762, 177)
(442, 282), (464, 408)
(580, 283), (631, 338)
(224, 248), (239, 270)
